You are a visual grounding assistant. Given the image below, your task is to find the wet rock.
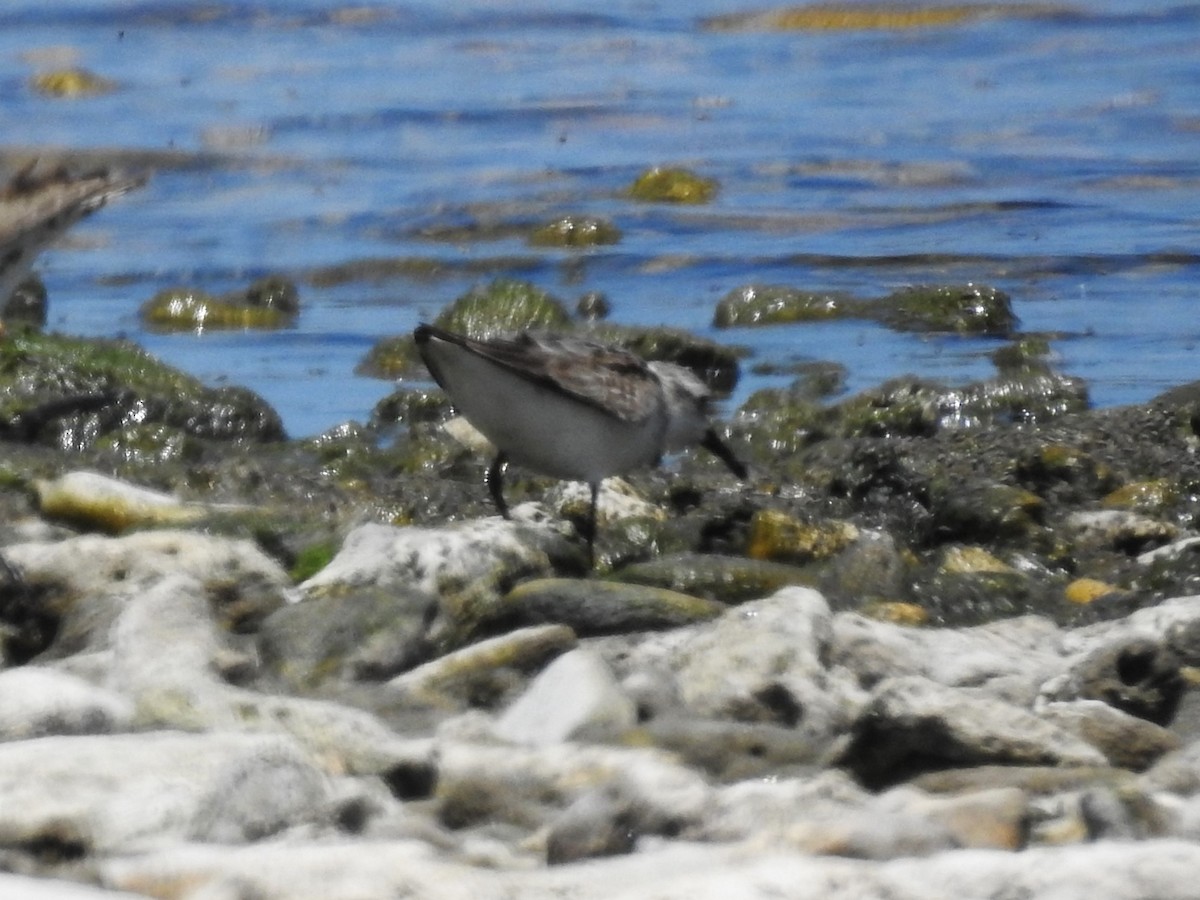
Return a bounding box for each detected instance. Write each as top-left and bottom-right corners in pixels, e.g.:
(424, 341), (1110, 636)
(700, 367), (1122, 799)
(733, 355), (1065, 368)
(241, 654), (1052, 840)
(0, 330), (284, 449)
(744, 509), (858, 565)
(494, 648), (636, 746)
(140, 276), (301, 332)
(840, 675), (1107, 789)
(627, 167), (717, 204)
(1067, 509), (1178, 555)
(433, 278), (572, 338)
(528, 215), (621, 247)
(837, 372), (1088, 436)
(244, 274), (300, 314)
(712, 284), (853, 328)
(877, 283), (1017, 336)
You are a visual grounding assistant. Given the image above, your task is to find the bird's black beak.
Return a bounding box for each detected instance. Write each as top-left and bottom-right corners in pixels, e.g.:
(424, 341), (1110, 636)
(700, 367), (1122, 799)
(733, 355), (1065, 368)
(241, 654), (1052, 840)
(701, 428), (748, 480)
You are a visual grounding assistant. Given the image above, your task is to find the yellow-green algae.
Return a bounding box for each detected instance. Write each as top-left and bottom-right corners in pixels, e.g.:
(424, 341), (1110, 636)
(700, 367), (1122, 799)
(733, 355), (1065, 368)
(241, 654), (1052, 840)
(746, 509), (858, 564)
(31, 68), (118, 98)
(703, 3), (1062, 32)
(628, 167), (718, 204)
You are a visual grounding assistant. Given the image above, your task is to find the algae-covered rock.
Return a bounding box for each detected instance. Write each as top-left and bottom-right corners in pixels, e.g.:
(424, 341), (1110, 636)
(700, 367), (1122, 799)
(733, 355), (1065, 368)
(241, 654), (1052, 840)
(33, 470), (207, 534)
(469, 578), (725, 639)
(258, 586), (435, 689)
(745, 509), (858, 565)
(0, 330), (284, 449)
(369, 386), (453, 427)
(627, 167), (717, 204)
(529, 216), (621, 248)
(434, 278), (572, 338)
(877, 283), (1017, 336)
(713, 285), (854, 328)
(355, 334), (421, 379)
(614, 552), (816, 605)
(991, 335), (1054, 375)
(835, 372), (1088, 437)
(31, 68), (118, 98)
(140, 276), (300, 332)
(1102, 479), (1180, 515)
(1, 277), (47, 328)
(359, 278), (575, 381)
(930, 480), (1044, 543)
(387, 624), (577, 710)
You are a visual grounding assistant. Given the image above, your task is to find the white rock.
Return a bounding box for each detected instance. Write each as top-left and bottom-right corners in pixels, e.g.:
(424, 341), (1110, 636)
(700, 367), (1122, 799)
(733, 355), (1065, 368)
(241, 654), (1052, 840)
(0, 873), (147, 899)
(4, 528), (289, 600)
(0, 731), (329, 853)
(299, 521), (563, 597)
(494, 647), (636, 745)
(0, 666), (134, 741)
(107, 573), (433, 777)
(671, 587), (864, 737)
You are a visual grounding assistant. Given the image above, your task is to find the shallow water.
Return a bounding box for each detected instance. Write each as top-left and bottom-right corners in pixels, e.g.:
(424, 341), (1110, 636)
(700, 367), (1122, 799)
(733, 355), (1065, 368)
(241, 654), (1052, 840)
(1, 0), (1197, 436)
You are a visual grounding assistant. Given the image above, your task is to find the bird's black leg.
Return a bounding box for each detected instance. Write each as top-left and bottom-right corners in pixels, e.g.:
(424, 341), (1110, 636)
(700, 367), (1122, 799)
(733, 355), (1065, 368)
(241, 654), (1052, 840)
(586, 481), (600, 569)
(485, 452), (511, 519)
(701, 428), (748, 480)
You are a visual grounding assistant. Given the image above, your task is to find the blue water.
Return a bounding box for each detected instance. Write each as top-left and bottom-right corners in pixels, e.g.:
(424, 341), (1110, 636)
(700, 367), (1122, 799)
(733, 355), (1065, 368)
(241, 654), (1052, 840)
(0, 1), (1197, 436)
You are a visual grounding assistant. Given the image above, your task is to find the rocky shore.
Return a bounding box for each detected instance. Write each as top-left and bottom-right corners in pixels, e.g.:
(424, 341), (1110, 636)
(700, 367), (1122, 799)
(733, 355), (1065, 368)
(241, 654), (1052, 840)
(4, 284), (1200, 899)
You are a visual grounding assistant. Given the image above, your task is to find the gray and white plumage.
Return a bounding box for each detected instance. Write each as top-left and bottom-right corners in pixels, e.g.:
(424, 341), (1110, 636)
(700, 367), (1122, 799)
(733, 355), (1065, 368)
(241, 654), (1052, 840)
(413, 323), (746, 564)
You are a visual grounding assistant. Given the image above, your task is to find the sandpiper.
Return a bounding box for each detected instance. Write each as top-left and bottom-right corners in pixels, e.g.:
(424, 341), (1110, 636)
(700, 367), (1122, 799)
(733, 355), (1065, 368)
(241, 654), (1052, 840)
(0, 161), (146, 312)
(414, 323), (747, 564)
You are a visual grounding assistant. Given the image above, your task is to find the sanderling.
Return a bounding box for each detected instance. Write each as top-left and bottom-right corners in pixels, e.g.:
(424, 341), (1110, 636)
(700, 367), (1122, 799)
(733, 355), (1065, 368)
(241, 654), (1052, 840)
(0, 162), (146, 313)
(414, 323), (746, 565)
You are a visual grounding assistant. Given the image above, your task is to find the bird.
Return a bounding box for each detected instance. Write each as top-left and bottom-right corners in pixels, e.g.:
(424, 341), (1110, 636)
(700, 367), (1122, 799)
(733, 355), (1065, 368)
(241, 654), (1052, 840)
(413, 323), (747, 565)
(0, 161), (146, 317)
